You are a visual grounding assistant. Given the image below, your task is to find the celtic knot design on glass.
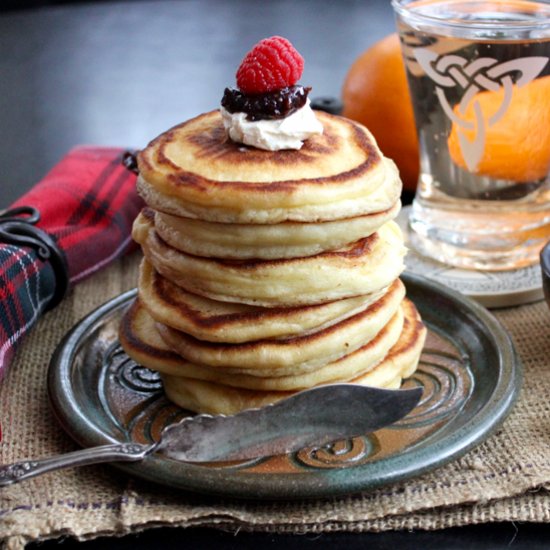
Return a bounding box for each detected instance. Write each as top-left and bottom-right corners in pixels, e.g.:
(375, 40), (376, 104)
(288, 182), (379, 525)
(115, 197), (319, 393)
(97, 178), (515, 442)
(414, 48), (548, 172)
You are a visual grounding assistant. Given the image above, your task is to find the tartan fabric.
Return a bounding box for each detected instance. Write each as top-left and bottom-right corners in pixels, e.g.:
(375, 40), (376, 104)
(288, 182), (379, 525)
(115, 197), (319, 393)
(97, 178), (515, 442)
(0, 146), (142, 382)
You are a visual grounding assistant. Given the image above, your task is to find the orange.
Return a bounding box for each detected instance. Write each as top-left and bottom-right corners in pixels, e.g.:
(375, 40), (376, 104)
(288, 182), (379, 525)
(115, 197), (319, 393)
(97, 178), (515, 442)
(342, 33), (419, 191)
(448, 75), (550, 182)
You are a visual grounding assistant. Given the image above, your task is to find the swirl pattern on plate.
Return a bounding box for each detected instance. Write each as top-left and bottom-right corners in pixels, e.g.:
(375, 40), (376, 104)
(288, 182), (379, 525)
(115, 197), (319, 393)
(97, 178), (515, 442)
(294, 435), (380, 469)
(396, 347), (474, 428)
(108, 344), (163, 393)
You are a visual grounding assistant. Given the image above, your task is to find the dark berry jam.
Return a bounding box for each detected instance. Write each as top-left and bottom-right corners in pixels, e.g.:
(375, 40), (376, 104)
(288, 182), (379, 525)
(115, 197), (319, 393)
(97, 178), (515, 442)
(221, 85), (311, 121)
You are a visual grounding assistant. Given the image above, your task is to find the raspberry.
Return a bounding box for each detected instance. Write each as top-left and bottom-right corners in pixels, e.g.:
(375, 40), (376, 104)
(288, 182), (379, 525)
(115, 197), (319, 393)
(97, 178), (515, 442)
(236, 36), (304, 95)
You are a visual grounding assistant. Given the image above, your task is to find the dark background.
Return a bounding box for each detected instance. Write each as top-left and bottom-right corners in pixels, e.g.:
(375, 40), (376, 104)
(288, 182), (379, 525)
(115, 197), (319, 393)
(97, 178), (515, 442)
(2, 1), (550, 547)
(1, 0), (395, 206)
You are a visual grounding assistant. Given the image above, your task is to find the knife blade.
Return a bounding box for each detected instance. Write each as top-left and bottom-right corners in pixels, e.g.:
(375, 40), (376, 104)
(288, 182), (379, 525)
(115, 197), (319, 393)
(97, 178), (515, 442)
(0, 384), (422, 486)
(157, 384), (423, 462)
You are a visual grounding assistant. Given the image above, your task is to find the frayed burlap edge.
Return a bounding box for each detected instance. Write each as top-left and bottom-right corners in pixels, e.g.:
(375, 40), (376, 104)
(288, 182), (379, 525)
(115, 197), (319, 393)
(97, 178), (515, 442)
(4, 486), (550, 549)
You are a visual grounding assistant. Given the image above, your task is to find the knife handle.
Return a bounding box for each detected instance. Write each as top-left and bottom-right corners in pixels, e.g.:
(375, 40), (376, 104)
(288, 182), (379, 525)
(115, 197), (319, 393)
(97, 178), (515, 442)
(0, 443), (152, 487)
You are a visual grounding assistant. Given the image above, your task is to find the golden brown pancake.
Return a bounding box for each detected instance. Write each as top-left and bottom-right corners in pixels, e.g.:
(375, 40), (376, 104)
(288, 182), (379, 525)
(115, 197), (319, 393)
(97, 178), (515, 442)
(154, 279), (404, 374)
(133, 210), (407, 307)
(153, 201), (400, 260)
(355, 301), (426, 388)
(159, 299), (426, 415)
(125, 103), (425, 415)
(136, 110), (402, 223)
(118, 297), (407, 391)
(138, 259), (391, 343)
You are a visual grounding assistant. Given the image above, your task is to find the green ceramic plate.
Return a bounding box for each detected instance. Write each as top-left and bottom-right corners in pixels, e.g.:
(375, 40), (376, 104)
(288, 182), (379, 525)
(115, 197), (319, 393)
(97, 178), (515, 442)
(48, 272), (521, 499)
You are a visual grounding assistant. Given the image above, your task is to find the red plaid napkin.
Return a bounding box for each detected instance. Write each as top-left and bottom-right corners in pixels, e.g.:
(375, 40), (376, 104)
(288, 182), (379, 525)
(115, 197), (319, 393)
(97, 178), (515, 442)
(0, 146), (143, 382)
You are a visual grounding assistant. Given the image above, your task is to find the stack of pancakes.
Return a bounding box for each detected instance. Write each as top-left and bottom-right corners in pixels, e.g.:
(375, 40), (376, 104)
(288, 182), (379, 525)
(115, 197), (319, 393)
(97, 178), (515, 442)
(120, 110), (426, 415)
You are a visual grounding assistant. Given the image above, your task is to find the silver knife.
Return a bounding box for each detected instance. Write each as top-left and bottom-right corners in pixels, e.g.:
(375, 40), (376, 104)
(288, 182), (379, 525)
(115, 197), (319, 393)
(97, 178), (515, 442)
(0, 384), (422, 486)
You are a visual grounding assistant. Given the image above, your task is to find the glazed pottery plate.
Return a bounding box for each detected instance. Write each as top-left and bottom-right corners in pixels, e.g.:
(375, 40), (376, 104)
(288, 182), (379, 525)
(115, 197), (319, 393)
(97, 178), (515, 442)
(48, 272), (521, 499)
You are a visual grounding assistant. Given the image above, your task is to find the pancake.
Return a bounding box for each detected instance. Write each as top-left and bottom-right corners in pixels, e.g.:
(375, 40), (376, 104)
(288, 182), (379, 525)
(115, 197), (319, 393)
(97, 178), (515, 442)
(136, 110), (402, 224)
(133, 211), (407, 307)
(119, 298), (183, 374)
(138, 259), (391, 343)
(355, 302), (426, 388)
(155, 278), (405, 374)
(154, 202), (400, 260)
(159, 299), (426, 415)
(119, 297), (406, 390)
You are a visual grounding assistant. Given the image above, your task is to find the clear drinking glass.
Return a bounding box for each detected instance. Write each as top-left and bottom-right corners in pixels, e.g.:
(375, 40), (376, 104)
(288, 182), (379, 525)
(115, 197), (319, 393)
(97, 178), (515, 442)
(392, 0), (550, 270)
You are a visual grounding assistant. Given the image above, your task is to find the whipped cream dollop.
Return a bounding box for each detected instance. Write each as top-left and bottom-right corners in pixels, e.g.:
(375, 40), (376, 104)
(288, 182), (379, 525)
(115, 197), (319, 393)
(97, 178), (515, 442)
(220, 99), (323, 151)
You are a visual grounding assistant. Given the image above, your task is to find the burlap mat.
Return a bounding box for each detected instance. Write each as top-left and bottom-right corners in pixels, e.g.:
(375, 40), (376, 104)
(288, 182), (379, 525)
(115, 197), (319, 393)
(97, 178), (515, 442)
(1, 252), (550, 549)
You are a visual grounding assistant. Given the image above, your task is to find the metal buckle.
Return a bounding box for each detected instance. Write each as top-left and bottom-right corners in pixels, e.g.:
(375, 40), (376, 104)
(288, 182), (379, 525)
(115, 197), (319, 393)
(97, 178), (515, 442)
(0, 206), (69, 311)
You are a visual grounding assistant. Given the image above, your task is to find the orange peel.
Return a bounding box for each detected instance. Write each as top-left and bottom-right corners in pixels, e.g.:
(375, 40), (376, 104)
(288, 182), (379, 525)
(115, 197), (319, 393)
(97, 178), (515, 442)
(342, 33), (419, 192)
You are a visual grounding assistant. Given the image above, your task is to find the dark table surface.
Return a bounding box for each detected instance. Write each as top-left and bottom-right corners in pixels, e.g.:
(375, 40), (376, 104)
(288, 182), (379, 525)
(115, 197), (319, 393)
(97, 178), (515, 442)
(2, 1), (549, 547)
